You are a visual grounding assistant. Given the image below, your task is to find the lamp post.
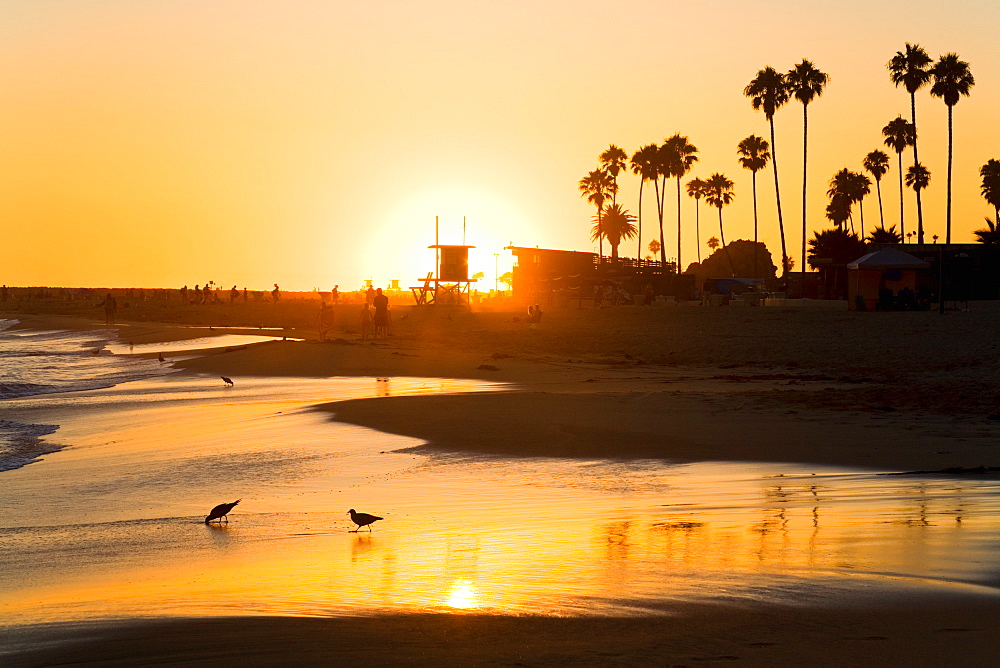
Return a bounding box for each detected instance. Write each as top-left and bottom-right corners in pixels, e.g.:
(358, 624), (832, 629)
(494, 253), (499, 292)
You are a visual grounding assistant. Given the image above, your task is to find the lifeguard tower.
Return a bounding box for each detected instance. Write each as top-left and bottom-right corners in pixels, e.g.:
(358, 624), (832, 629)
(411, 244), (477, 305)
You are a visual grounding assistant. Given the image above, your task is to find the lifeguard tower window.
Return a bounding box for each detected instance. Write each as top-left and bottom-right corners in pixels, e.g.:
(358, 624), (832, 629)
(439, 246), (469, 281)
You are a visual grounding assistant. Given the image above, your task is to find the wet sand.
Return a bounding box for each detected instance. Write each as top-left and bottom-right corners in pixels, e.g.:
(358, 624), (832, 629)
(3, 300), (1000, 664)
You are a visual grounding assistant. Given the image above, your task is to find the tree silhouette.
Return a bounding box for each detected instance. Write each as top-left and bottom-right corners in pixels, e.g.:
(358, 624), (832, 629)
(882, 116), (916, 239)
(706, 236), (720, 251)
(660, 134), (699, 274)
(705, 173), (736, 274)
(738, 135), (771, 277)
(981, 159), (1000, 225)
(591, 203), (638, 261)
(579, 169), (616, 258)
(905, 162), (931, 242)
(686, 177), (708, 263)
(786, 59), (829, 276)
(744, 66), (791, 274)
(974, 217), (1000, 245)
(808, 228), (866, 267)
(866, 225), (902, 245)
(600, 145), (628, 206)
(863, 150), (890, 230)
(630, 144), (659, 261)
(826, 169), (869, 233)
(888, 43), (931, 243)
(930, 53), (975, 244)
(648, 238), (661, 257)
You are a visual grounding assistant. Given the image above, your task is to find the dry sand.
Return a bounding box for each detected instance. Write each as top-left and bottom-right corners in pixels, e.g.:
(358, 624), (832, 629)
(4, 297), (1000, 664)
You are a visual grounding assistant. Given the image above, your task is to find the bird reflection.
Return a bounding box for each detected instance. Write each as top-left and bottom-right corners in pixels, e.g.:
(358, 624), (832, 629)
(351, 534), (376, 562)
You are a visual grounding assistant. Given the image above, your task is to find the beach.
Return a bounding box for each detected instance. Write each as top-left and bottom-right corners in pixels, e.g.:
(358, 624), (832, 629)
(2, 298), (1000, 665)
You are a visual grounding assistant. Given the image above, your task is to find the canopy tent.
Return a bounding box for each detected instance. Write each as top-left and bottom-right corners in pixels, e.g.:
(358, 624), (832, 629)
(847, 249), (930, 311)
(847, 249), (930, 270)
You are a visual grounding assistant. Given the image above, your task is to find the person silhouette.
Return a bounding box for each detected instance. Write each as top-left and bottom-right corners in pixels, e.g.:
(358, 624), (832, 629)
(97, 293), (117, 325)
(272, 284), (281, 302)
(372, 288), (389, 339)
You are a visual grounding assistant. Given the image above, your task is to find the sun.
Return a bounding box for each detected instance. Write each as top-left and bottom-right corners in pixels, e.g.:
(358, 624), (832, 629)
(445, 579), (480, 609)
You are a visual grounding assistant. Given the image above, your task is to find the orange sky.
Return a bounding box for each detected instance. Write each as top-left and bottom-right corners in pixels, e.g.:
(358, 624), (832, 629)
(2, 1), (998, 290)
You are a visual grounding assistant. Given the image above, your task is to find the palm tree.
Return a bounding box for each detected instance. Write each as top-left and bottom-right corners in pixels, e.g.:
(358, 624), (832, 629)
(705, 173), (736, 274)
(786, 60), (829, 276)
(807, 228), (866, 267)
(744, 66), (790, 273)
(981, 159), (1000, 224)
(866, 225), (902, 245)
(825, 195), (852, 230)
(882, 116), (916, 239)
(660, 134), (699, 273)
(849, 171), (872, 233)
(973, 217), (1000, 245)
(930, 53), (975, 244)
(737, 135), (771, 277)
(706, 236), (720, 251)
(591, 203), (638, 260)
(888, 43), (931, 243)
(686, 177), (708, 263)
(578, 169), (615, 258)
(863, 150), (890, 230)
(600, 145), (628, 206)
(630, 144), (659, 261)
(905, 162), (931, 242)
(648, 238), (661, 258)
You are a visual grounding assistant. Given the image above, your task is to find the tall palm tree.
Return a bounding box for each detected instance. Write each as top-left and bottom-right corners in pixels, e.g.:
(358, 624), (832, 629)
(786, 59), (829, 276)
(591, 203), (638, 260)
(660, 134), (698, 274)
(826, 169), (855, 230)
(705, 173), (736, 275)
(849, 171), (872, 233)
(930, 53), (975, 244)
(630, 144), (660, 261)
(888, 44), (931, 242)
(686, 177), (708, 263)
(981, 159), (1000, 225)
(578, 169), (615, 258)
(882, 116), (916, 239)
(738, 135), (771, 277)
(744, 66), (790, 274)
(600, 145), (628, 206)
(905, 162), (931, 242)
(863, 150), (890, 230)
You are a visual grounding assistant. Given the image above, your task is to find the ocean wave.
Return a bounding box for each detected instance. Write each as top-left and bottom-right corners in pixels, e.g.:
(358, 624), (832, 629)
(0, 420), (61, 473)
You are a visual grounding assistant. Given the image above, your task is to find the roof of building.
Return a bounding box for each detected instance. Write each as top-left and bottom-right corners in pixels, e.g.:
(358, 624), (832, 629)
(847, 248), (931, 270)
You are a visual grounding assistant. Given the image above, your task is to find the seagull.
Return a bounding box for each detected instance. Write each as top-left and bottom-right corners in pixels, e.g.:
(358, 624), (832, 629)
(205, 499), (240, 524)
(221, 376), (234, 387)
(348, 509), (382, 532)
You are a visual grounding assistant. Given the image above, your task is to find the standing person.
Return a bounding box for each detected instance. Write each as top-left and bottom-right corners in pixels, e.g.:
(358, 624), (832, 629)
(317, 302), (335, 341)
(230, 285), (239, 304)
(180, 285), (188, 303)
(242, 287), (248, 304)
(203, 284), (212, 304)
(331, 285), (339, 305)
(372, 288), (389, 339)
(272, 284), (281, 303)
(365, 285), (376, 307)
(358, 303), (373, 340)
(1, 285), (8, 302)
(97, 292), (117, 325)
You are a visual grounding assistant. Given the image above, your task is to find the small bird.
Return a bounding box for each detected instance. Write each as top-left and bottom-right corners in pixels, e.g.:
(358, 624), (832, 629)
(221, 376), (234, 387)
(348, 508), (382, 532)
(205, 499), (240, 524)
(158, 352), (165, 363)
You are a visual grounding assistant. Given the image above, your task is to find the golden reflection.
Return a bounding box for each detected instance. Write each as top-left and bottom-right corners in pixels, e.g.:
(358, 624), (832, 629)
(445, 579), (479, 609)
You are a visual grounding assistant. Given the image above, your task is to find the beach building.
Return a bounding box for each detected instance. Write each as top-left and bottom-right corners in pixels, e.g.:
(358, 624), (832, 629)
(847, 249), (930, 311)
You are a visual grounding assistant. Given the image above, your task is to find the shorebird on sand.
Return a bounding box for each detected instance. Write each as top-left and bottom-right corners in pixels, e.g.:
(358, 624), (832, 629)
(205, 499), (240, 524)
(221, 376), (234, 387)
(348, 509), (382, 532)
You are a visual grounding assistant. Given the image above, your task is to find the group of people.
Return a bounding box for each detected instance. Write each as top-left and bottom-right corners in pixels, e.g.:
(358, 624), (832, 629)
(318, 286), (391, 342)
(177, 284), (282, 305)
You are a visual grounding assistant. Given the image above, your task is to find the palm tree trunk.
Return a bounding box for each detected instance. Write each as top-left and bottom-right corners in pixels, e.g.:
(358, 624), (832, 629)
(946, 104), (954, 244)
(769, 117), (788, 274)
(676, 176), (682, 274)
(876, 178), (884, 229)
(915, 187), (925, 244)
(695, 199), (701, 263)
(637, 180), (644, 260)
(859, 197), (865, 237)
(719, 207), (735, 275)
(752, 170), (759, 278)
(897, 152), (905, 240)
(801, 103), (808, 279)
(597, 207), (604, 260)
(657, 177), (667, 269)
(911, 91), (923, 245)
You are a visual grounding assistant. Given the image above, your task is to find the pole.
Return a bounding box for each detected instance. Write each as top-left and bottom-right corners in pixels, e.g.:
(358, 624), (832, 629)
(435, 215), (440, 280)
(938, 244), (945, 315)
(494, 253), (499, 292)
(463, 216), (466, 246)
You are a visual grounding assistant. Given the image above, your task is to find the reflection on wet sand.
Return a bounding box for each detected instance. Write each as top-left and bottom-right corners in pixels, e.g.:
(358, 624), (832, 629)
(1, 376), (998, 625)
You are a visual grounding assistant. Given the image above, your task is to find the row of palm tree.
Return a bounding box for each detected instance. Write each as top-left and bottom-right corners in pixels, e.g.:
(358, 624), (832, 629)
(581, 44), (981, 277)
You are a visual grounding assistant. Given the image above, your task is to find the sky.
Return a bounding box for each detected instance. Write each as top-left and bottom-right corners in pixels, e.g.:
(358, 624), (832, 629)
(1, 0), (998, 290)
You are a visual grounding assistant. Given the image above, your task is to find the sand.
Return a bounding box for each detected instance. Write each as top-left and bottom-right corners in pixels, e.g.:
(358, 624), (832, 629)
(3, 297), (1000, 664)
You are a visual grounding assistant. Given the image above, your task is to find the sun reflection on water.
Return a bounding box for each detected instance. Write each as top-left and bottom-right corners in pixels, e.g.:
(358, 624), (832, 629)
(446, 580), (480, 609)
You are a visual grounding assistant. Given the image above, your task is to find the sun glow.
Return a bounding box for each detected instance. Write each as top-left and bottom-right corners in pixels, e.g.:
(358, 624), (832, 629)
(445, 579), (480, 609)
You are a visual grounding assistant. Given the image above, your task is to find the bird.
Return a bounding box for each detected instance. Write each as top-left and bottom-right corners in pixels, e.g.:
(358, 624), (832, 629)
(205, 499), (240, 524)
(221, 376), (234, 387)
(158, 352), (165, 363)
(348, 509), (382, 532)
